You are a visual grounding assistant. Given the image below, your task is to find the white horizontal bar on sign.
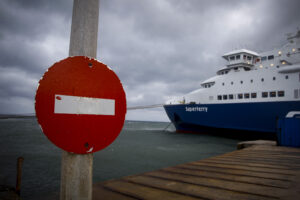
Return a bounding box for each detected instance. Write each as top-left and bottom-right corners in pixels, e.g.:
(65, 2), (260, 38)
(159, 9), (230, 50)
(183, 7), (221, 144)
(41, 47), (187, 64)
(54, 94), (115, 115)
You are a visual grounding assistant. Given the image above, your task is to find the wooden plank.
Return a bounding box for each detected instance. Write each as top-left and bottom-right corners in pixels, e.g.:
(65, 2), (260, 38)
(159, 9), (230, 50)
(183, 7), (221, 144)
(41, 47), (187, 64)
(123, 175), (277, 200)
(207, 156), (300, 168)
(162, 167), (291, 188)
(93, 183), (137, 200)
(225, 148), (300, 158)
(227, 151), (300, 159)
(201, 158), (293, 170)
(222, 154), (300, 163)
(145, 170), (285, 198)
(222, 151), (300, 159)
(191, 161), (295, 175)
(178, 163), (294, 181)
(215, 156), (300, 168)
(102, 179), (200, 200)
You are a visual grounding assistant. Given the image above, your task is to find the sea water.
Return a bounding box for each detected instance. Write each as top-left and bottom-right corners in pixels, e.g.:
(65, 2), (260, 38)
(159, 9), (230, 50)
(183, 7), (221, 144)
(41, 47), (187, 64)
(0, 118), (241, 199)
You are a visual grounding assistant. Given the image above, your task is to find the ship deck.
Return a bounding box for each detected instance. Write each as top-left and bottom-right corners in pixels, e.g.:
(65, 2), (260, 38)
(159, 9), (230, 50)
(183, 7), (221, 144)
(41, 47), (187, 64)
(93, 144), (300, 200)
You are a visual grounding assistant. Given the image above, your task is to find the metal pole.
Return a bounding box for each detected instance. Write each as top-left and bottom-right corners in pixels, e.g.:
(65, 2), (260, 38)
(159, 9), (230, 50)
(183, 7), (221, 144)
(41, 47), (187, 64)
(60, 0), (99, 200)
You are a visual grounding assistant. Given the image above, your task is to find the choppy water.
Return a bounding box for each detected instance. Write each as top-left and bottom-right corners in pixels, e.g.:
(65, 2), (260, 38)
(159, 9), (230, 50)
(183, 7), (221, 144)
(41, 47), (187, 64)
(0, 118), (241, 199)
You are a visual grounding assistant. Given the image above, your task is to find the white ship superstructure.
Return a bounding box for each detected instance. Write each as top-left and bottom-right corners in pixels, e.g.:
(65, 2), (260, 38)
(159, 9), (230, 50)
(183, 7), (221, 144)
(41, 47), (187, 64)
(164, 30), (300, 133)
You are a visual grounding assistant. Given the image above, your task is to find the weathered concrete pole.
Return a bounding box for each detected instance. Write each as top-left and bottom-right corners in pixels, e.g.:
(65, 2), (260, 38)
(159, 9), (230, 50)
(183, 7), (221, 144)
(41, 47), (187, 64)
(60, 0), (99, 200)
(69, 0), (99, 58)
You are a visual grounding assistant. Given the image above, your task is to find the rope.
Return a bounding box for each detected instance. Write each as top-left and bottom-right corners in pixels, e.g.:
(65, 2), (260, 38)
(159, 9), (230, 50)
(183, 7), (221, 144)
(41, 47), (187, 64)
(163, 122), (173, 131)
(127, 104), (164, 110)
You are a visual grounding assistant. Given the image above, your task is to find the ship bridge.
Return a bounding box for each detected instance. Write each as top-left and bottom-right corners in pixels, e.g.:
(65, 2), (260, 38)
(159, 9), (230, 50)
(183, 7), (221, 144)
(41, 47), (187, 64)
(217, 49), (260, 75)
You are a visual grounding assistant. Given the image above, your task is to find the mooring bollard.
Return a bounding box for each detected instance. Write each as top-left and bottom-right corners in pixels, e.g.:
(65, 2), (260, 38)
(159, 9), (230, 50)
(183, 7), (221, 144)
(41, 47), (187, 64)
(15, 156), (24, 196)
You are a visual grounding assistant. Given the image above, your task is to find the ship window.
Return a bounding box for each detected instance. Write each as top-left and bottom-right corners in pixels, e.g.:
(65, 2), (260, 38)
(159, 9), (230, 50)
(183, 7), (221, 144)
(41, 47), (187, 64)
(236, 55), (240, 60)
(229, 94), (234, 99)
(278, 91), (285, 97)
(222, 82), (225, 86)
(231, 81), (233, 85)
(218, 95), (222, 100)
(190, 102), (196, 104)
(230, 56), (235, 60)
(273, 77), (276, 81)
(223, 95), (228, 100)
(250, 79), (253, 83)
(262, 92), (268, 98)
(261, 56), (267, 61)
(244, 93), (250, 99)
(270, 91), (276, 97)
(243, 55), (247, 59)
(247, 56), (252, 61)
(261, 78), (264, 82)
(268, 55), (274, 60)
(240, 81), (243, 84)
(285, 75), (289, 79)
(251, 93), (257, 98)
(294, 89), (299, 99)
(238, 94), (243, 99)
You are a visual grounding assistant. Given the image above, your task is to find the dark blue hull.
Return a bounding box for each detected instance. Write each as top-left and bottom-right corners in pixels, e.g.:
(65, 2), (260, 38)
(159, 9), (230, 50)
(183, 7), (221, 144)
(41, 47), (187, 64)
(164, 101), (300, 133)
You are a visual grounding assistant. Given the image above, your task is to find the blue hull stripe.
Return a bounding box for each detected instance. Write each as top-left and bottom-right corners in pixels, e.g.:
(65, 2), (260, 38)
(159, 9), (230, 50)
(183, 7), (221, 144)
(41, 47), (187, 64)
(164, 101), (300, 133)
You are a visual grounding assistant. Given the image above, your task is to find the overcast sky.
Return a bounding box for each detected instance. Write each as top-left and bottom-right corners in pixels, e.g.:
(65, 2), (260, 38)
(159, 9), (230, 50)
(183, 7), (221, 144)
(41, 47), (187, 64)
(0, 0), (299, 121)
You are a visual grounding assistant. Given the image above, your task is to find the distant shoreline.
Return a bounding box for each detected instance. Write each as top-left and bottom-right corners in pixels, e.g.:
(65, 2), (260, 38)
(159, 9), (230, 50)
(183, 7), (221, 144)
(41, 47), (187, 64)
(0, 115), (168, 123)
(0, 115), (36, 119)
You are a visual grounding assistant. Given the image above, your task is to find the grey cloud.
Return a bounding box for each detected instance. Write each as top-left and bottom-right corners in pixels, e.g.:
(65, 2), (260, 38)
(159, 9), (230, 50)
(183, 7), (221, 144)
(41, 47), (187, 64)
(0, 0), (300, 121)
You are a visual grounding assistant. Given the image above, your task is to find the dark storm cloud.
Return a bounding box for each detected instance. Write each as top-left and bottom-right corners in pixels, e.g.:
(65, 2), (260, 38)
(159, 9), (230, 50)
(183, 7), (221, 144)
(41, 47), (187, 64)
(0, 0), (300, 120)
(0, 0), (72, 72)
(0, 0), (72, 114)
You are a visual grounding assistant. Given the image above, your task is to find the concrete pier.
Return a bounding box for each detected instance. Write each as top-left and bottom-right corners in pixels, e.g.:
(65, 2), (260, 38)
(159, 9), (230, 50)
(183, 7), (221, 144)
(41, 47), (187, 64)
(92, 144), (300, 200)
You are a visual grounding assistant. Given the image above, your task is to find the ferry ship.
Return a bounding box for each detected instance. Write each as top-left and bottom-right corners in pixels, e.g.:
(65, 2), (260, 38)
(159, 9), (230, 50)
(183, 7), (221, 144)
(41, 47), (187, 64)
(164, 30), (300, 134)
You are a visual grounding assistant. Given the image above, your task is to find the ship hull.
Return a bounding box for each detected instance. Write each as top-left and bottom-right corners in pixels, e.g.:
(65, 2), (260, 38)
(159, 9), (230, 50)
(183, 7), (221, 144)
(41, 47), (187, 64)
(164, 101), (300, 133)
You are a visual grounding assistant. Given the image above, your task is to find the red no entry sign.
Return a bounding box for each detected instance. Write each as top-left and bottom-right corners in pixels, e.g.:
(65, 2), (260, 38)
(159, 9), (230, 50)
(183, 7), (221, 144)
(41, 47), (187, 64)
(35, 56), (126, 154)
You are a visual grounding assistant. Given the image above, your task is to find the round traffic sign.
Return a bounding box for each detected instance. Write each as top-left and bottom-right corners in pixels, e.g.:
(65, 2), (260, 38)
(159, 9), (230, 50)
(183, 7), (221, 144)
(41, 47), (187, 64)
(35, 56), (126, 154)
